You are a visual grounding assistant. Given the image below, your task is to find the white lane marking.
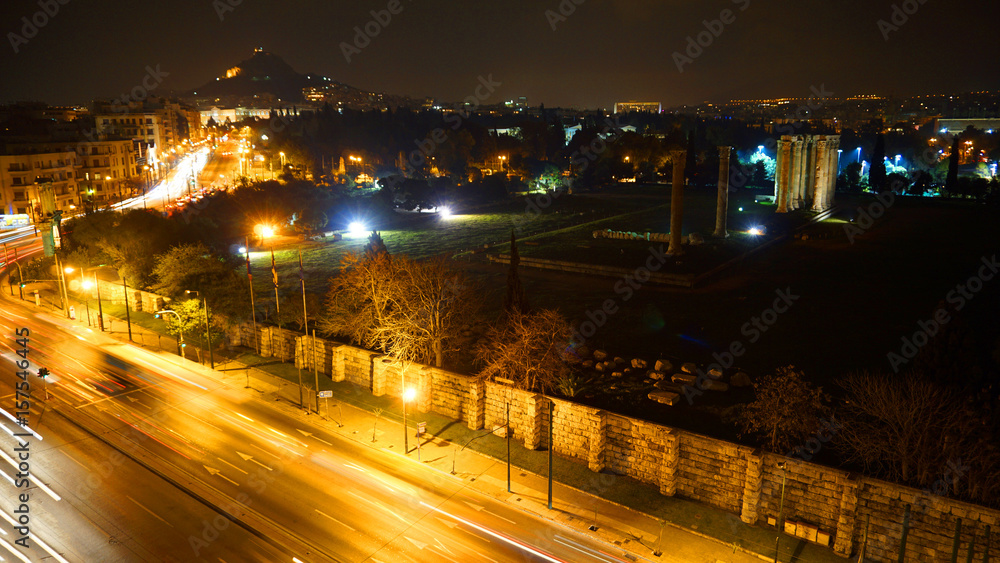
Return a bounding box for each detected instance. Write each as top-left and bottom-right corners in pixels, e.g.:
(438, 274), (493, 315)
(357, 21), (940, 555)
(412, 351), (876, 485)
(0, 408), (42, 440)
(0, 535), (32, 562)
(0, 509), (70, 562)
(314, 509), (356, 532)
(217, 457), (249, 475)
(235, 451), (272, 471)
(202, 465), (239, 486)
(553, 535), (624, 563)
(462, 501), (516, 525)
(0, 450), (60, 501)
(295, 429), (332, 445)
(126, 495), (175, 527)
(403, 536), (427, 550)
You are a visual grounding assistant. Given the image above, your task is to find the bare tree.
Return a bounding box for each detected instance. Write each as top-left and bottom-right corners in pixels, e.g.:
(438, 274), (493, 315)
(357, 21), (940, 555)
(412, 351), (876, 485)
(318, 251), (477, 368)
(475, 309), (573, 394)
(738, 366), (829, 454)
(837, 371), (999, 501)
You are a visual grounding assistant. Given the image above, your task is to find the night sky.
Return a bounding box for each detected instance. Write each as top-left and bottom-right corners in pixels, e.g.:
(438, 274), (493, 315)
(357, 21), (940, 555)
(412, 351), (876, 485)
(2, 0), (998, 109)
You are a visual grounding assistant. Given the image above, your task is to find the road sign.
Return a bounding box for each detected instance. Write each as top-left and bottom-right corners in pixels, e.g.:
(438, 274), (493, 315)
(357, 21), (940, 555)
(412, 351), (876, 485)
(318, 390), (332, 398)
(417, 422), (426, 436)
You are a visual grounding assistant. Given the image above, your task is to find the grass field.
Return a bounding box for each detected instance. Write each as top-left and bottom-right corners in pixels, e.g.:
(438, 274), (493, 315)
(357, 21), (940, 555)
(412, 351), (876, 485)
(232, 186), (1000, 449)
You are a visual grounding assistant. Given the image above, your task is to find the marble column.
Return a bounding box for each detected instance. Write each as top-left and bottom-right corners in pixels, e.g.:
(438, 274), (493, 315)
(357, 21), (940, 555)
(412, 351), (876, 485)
(812, 140), (829, 212)
(668, 150), (686, 255)
(793, 138), (806, 210)
(714, 146), (731, 237)
(776, 140), (791, 213)
(826, 137), (840, 209)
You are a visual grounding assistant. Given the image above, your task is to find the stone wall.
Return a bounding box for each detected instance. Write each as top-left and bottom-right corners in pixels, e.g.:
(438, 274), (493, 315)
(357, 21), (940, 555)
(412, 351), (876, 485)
(95, 279), (168, 314)
(224, 323), (1000, 562)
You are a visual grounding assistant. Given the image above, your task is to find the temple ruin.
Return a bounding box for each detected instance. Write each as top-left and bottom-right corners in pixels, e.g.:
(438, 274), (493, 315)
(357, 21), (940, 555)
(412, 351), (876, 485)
(773, 134), (840, 213)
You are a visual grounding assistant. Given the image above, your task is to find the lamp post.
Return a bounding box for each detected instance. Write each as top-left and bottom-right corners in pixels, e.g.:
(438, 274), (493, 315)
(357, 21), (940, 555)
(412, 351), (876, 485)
(185, 290), (214, 370)
(155, 309), (184, 357)
(403, 387), (416, 454)
(94, 271), (105, 331)
(56, 261), (70, 318)
(81, 279), (93, 326)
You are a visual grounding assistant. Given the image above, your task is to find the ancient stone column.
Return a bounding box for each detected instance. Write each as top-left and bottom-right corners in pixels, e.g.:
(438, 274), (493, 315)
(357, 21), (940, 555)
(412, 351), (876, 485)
(714, 146), (731, 237)
(776, 140), (791, 213)
(804, 137), (817, 205)
(668, 150), (686, 255)
(826, 137), (840, 209)
(792, 138), (806, 210)
(811, 140), (829, 212)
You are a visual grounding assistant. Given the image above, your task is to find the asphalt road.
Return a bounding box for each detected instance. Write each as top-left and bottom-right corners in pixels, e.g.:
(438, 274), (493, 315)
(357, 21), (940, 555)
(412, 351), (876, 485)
(0, 292), (637, 562)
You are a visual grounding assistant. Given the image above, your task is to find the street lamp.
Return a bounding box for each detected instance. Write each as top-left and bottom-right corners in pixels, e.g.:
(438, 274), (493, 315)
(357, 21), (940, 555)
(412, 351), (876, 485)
(81, 279), (93, 327)
(154, 309), (185, 357)
(403, 387), (416, 454)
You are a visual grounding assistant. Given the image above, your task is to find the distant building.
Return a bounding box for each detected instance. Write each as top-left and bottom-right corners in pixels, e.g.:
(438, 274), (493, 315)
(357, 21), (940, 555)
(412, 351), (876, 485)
(935, 117), (1000, 134)
(614, 101), (661, 114)
(93, 98), (205, 172)
(0, 150), (78, 216)
(5, 138), (138, 209)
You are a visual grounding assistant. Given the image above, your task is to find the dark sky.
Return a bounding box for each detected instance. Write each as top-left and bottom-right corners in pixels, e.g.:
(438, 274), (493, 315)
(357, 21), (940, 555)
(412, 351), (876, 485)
(2, 0), (998, 109)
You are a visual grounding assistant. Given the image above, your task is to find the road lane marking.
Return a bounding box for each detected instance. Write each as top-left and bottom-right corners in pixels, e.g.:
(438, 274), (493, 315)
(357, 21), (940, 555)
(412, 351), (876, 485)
(235, 451), (272, 471)
(315, 509), (356, 532)
(217, 457), (249, 475)
(403, 536), (427, 550)
(126, 495), (175, 527)
(295, 429), (332, 445)
(203, 465), (239, 486)
(462, 501), (516, 525)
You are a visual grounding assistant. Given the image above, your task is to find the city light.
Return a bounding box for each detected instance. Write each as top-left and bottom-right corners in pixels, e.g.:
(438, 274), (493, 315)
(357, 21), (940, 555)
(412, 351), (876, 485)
(238, 246), (247, 254)
(748, 227), (763, 236)
(438, 206), (453, 218)
(261, 226), (275, 238)
(403, 388), (417, 402)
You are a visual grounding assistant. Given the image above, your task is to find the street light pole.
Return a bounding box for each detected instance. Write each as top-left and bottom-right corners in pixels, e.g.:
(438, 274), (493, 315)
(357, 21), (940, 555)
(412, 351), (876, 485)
(203, 297), (214, 370)
(94, 272), (104, 331)
(122, 276), (133, 342)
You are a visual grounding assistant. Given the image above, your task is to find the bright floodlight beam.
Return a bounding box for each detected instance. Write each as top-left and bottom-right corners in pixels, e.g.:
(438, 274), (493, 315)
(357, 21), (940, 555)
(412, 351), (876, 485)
(748, 227), (763, 236)
(438, 206), (452, 218)
(348, 221), (367, 237)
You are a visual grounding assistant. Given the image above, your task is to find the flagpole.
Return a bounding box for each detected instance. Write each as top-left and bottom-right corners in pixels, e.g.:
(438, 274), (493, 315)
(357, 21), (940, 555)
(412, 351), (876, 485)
(299, 248), (317, 413)
(246, 236), (259, 354)
(271, 247), (280, 330)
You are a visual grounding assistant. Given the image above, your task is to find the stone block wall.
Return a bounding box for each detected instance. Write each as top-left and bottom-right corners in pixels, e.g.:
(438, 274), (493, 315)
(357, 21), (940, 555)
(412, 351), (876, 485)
(221, 322), (1000, 562)
(96, 279), (167, 313)
(675, 432), (750, 514)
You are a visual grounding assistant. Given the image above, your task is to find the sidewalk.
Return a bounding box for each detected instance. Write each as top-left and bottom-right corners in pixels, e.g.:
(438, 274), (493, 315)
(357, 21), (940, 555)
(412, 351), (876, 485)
(22, 284), (845, 563)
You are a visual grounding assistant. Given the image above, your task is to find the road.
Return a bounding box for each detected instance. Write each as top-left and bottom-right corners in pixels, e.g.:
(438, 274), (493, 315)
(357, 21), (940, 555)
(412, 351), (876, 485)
(0, 294), (640, 562)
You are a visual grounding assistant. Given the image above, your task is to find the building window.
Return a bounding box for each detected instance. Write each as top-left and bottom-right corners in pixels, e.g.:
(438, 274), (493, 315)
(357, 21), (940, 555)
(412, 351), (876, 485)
(13, 191), (24, 200)
(12, 178), (22, 185)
